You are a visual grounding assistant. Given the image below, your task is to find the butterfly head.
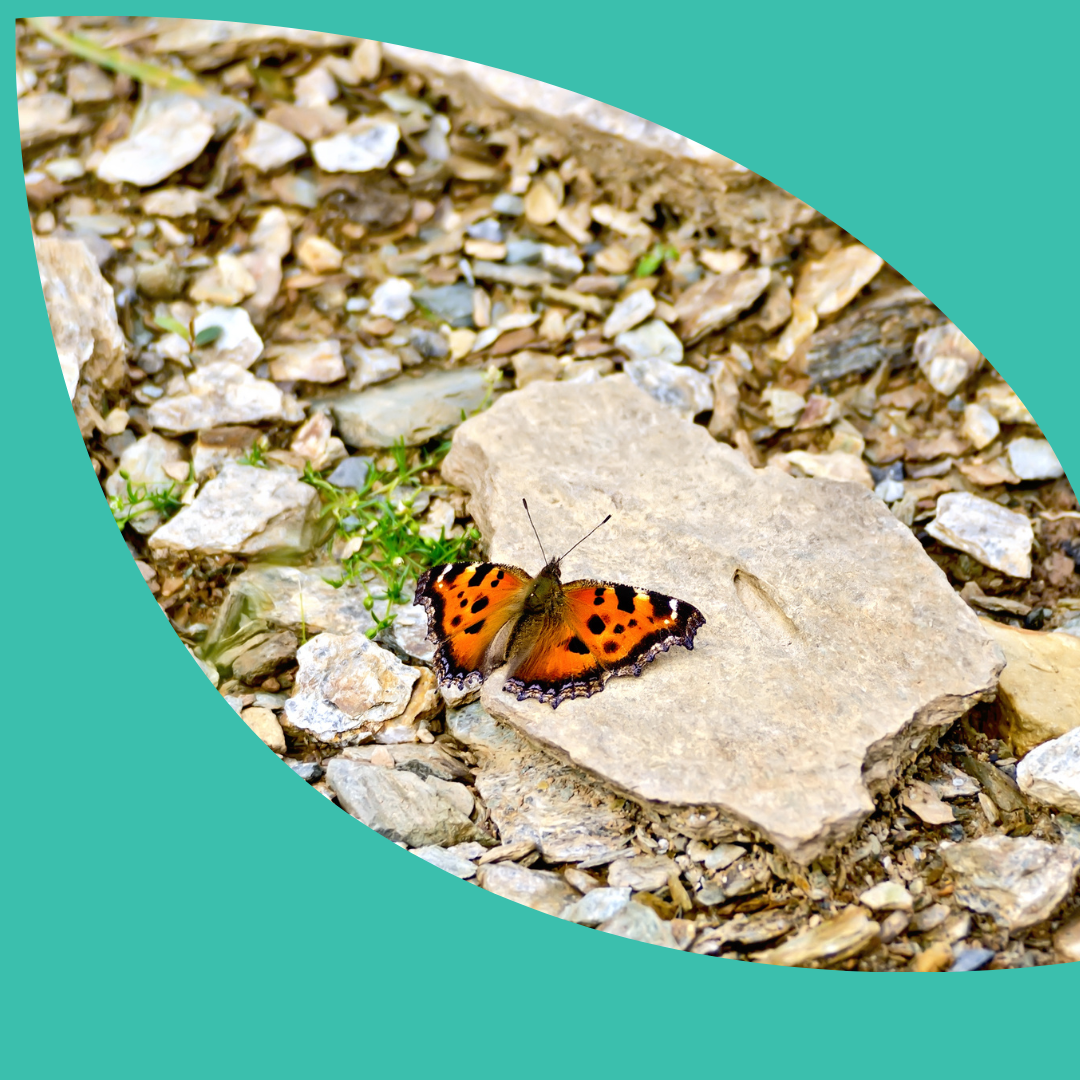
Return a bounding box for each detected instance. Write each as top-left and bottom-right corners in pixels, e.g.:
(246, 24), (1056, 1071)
(521, 499), (611, 581)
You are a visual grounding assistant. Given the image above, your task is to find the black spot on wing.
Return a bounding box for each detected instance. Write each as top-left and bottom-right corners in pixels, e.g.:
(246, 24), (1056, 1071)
(463, 619), (485, 635)
(451, 615), (462, 627)
(650, 592), (675, 620)
(593, 597), (605, 606)
(471, 596), (489, 614)
(441, 565), (466, 586)
(628, 618), (637, 627)
(468, 564), (493, 588)
(587, 614), (606, 635)
(613, 585), (637, 614)
(613, 624), (625, 634)
(567, 636), (589, 655)
(594, 587), (605, 596)
(603, 640), (619, 654)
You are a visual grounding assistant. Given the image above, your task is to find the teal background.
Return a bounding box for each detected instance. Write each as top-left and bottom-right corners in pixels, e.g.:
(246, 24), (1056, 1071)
(7, 3), (1076, 1075)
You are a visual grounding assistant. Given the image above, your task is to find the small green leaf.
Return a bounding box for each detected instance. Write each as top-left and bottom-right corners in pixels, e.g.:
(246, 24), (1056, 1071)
(153, 312), (192, 343)
(193, 324), (224, 347)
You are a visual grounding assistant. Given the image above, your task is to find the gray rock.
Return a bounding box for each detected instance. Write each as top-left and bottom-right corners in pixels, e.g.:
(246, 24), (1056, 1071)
(926, 492), (1034, 578)
(193, 307), (264, 369)
(471, 261), (552, 288)
(615, 319), (684, 364)
(623, 358), (712, 419)
(239, 119), (307, 172)
(913, 322), (982, 397)
(607, 855), (676, 892)
(231, 630), (298, 682)
(341, 743), (473, 783)
(147, 361), (304, 432)
(96, 94), (215, 186)
(441, 375), (1002, 863)
(35, 234), (127, 400)
(326, 368), (490, 448)
(603, 289), (655, 338)
(326, 454), (374, 489)
(284, 632), (420, 745)
(410, 845), (478, 879)
(268, 340), (346, 383)
(692, 909), (795, 952)
(370, 278), (414, 320)
(563, 886), (632, 926)
(1016, 728), (1080, 814)
(19, 91), (91, 146)
(476, 863), (581, 917)
(446, 702), (634, 863)
(327, 758), (486, 846)
(412, 283), (475, 327)
(909, 902), (949, 933)
(492, 193), (524, 216)
(221, 560), (378, 638)
(942, 835), (1080, 930)
(597, 901), (681, 950)
(389, 604), (437, 663)
(312, 117), (400, 172)
(857, 881), (913, 912)
(540, 244), (584, 276)
(1006, 437), (1064, 481)
(348, 346), (401, 390)
(949, 947), (995, 972)
(149, 464), (319, 558)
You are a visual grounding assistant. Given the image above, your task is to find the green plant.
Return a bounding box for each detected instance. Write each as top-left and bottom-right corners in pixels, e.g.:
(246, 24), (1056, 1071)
(634, 242), (679, 278)
(301, 439), (480, 639)
(238, 439), (270, 468)
(108, 470), (184, 530)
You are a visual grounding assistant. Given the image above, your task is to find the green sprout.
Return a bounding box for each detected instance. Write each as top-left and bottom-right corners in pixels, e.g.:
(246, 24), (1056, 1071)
(108, 470), (184, 530)
(301, 438), (480, 639)
(238, 439), (270, 468)
(634, 242), (680, 278)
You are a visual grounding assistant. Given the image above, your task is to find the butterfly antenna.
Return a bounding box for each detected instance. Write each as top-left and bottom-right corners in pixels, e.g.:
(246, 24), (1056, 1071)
(558, 513), (612, 563)
(522, 499), (548, 563)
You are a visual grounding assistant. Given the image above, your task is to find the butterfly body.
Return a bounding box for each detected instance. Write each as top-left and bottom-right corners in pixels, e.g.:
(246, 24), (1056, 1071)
(415, 546), (705, 709)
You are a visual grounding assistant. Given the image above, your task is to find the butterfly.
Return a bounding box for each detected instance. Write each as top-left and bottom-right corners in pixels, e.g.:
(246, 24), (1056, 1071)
(414, 500), (706, 708)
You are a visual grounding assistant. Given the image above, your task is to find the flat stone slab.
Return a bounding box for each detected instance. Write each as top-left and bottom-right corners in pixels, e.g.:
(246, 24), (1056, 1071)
(437, 376), (1002, 862)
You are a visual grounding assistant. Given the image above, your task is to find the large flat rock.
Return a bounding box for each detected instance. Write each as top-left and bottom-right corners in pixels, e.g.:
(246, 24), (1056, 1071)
(436, 376), (1002, 863)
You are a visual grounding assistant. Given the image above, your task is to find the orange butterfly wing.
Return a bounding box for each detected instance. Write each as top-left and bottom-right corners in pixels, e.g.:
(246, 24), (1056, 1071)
(414, 562), (532, 691)
(505, 581), (705, 708)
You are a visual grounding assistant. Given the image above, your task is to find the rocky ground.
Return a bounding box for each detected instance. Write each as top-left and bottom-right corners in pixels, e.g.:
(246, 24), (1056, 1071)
(23, 17), (1079, 970)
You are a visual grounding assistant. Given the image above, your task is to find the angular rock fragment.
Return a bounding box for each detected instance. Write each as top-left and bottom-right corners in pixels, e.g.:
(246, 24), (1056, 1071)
(476, 863), (580, 917)
(1016, 728), (1080, 814)
(440, 376), (1001, 862)
(979, 618), (1080, 756)
(597, 900), (682, 950)
(35, 234), (127, 400)
(96, 95), (215, 187)
(325, 368), (489, 448)
(284, 632), (420, 744)
(147, 361), (303, 432)
(327, 758), (486, 847)
(753, 906), (879, 966)
(674, 269), (770, 344)
(925, 492), (1033, 578)
(942, 835), (1080, 930)
(445, 702), (634, 863)
(794, 244), (883, 317)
